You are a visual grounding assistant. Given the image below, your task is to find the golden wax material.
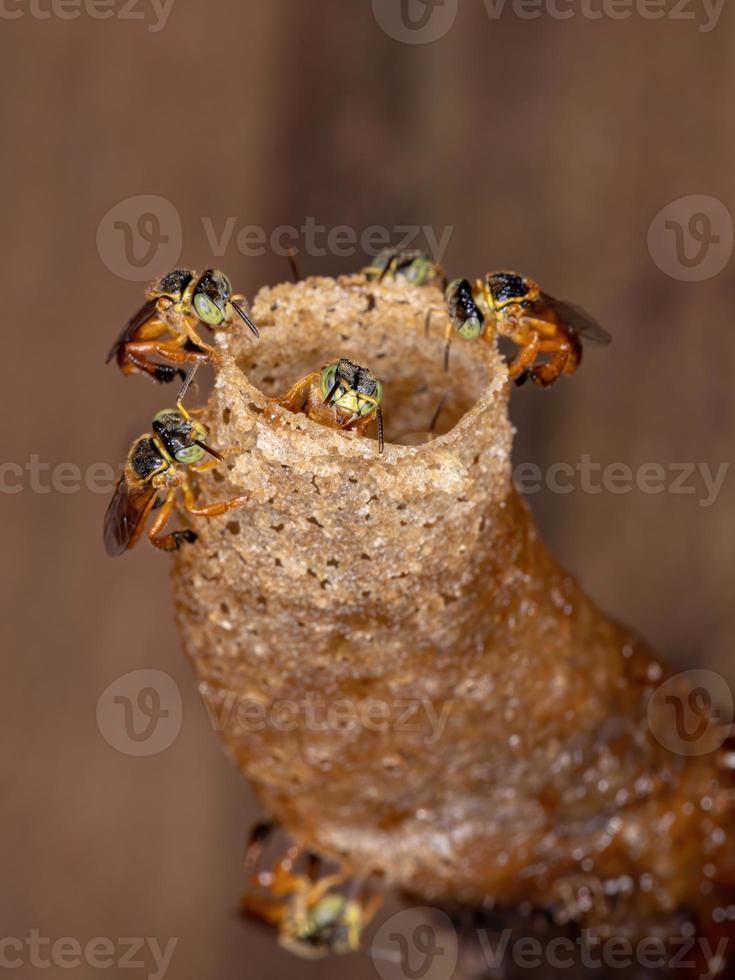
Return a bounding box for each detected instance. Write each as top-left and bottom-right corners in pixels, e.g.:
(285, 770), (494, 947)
(171, 275), (734, 935)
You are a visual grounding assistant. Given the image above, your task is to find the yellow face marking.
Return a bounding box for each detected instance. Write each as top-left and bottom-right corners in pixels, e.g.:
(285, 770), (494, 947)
(331, 388), (379, 419)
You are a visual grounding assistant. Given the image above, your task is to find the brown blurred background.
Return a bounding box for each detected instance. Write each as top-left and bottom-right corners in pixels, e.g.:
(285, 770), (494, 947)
(1, 1), (734, 977)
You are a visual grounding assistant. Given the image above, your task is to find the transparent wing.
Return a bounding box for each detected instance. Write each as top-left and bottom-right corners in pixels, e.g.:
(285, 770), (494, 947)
(539, 292), (612, 345)
(103, 476), (159, 556)
(105, 297), (159, 363)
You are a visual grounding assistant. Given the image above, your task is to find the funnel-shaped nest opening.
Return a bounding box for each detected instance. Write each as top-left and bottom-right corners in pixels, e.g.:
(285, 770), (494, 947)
(226, 274), (505, 454)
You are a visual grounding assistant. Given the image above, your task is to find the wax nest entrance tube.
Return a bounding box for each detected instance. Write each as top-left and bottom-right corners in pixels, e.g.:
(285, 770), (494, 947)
(172, 274), (735, 943)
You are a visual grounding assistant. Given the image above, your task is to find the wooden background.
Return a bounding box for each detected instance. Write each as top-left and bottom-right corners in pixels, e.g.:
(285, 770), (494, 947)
(1, 1), (734, 976)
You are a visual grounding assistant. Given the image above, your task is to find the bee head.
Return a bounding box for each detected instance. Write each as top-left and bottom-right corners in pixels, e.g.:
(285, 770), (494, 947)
(320, 358), (383, 421)
(191, 269), (233, 326)
(486, 272), (539, 310)
(446, 279), (485, 339)
(152, 409), (210, 465)
(400, 253), (434, 285)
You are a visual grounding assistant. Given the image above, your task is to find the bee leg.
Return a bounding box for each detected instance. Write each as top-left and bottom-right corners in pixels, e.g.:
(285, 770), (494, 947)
(147, 490), (198, 551)
(189, 458), (219, 475)
(116, 322), (187, 381)
(255, 842), (309, 896)
(241, 836), (307, 925)
(443, 319), (453, 372)
(303, 871), (349, 905)
(183, 318), (221, 362)
(244, 820), (278, 877)
(424, 306), (445, 339)
(507, 329), (541, 381)
(120, 350), (187, 384)
(305, 849), (323, 881)
(360, 890), (384, 928)
(181, 475), (248, 518)
(240, 893), (288, 927)
(563, 330), (583, 374)
(120, 339), (211, 376)
(154, 364), (188, 384)
(530, 336), (573, 388)
(276, 374), (320, 414)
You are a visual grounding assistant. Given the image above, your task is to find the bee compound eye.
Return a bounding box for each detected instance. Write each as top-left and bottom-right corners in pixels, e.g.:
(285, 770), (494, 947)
(460, 317), (483, 340)
(175, 443), (205, 465)
(193, 291), (224, 325)
(215, 270), (232, 296)
(319, 362), (339, 400)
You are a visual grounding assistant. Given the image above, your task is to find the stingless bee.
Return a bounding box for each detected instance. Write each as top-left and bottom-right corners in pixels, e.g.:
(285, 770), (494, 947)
(241, 821), (382, 959)
(362, 247), (446, 290)
(106, 268), (259, 384)
(103, 402), (248, 556)
(440, 271), (611, 386)
(275, 358), (385, 454)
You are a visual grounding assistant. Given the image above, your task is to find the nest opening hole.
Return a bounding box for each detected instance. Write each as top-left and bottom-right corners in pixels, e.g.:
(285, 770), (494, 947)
(237, 291), (492, 446)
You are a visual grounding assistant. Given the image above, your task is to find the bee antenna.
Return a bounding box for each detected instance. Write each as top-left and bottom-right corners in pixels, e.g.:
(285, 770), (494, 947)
(323, 378), (342, 407)
(443, 336), (452, 373)
(232, 300), (260, 338)
(176, 362), (200, 407)
(194, 439), (223, 461)
(286, 247), (301, 283)
(429, 392), (449, 434)
(376, 407), (385, 455)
